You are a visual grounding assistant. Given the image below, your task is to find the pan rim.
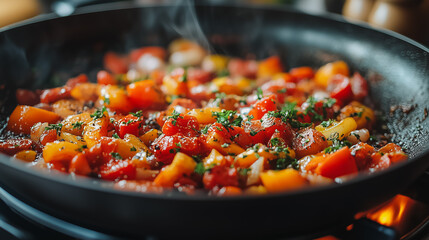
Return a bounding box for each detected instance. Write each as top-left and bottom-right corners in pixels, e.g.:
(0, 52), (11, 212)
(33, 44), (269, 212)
(0, 2), (428, 202)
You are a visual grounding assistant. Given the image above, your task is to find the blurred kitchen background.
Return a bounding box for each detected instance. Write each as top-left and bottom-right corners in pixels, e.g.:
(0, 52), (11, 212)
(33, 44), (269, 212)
(0, 0), (428, 46)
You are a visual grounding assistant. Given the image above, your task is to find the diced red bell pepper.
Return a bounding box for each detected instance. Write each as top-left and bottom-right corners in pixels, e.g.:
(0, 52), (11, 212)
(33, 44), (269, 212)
(314, 146), (358, 179)
(248, 95), (278, 120)
(40, 129), (58, 146)
(151, 134), (202, 164)
(162, 113), (199, 137)
(40, 86), (71, 104)
(328, 74), (353, 104)
(0, 139), (34, 156)
(65, 74), (88, 88)
(69, 153), (92, 176)
(117, 114), (143, 138)
(203, 166), (239, 190)
(99, 159), (136, 181)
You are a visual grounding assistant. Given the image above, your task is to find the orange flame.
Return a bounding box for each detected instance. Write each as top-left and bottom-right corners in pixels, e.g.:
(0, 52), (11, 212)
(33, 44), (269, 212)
(365, 195), (413, 227)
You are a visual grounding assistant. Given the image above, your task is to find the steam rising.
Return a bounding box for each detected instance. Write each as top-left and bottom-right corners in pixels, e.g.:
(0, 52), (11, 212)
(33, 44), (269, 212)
(159, 0), (213, 53)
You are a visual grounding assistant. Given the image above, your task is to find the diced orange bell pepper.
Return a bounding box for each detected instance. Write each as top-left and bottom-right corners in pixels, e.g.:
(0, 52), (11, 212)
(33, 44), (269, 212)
(7, 105), (61, 135)
(83, 111), (109, 148)
(43, 141), (80, 163)
(289, 66), (314, 81)
(69, 153), (92, 176)
(154, 152), (197, 187)
(126, 80), (166, 109)
(216, 186), (242, 196)
(314, 61), (349, 87)
(70, 83), (99, 102)
(13, 150), (37, 162)
(260, 169), (307, 193)
(257, 56), (284, 78)
(100, 85), (133, 113)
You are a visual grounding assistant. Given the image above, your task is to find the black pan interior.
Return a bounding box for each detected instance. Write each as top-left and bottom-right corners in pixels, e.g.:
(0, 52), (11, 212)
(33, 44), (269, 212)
(0, 3), (428, 238)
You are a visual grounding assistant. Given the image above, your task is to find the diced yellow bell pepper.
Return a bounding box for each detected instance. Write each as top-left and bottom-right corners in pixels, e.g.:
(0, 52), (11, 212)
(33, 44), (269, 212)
(187, 107), (221, 124)
(315, 117), (357, 142)
(13, 150), (37, 162)
(139, 129), (160, 146)
(260, 169), (307, 193)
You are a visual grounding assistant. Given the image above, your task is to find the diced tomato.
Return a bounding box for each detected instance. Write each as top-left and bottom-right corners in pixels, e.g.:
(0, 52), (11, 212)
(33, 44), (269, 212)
(350, 72), (368, 100)
(97, 70), (116, 85)
(126, 80), (166, 110)
(40, 86), (71, 104)
(65, 74), (88, 88)
(117, 114), (143, 138)
(99, 159), (136, 181)
(151, 134), (202, 164)
(289, 66), (314, 81)
(328, 74), (353, 104)
(292, 128), (328, 159)
(243, 120), (268, 145)
(104, 52), (128, 74)
(261, 115), (294, 146)
(162, 114), (199, 137)
(230, 126), (253, 149)
(203, 166), (239, 189)
(228, 58), (258, 79)
(248, 95), (278, 120)
(130, 46), (166, 62)
(0, 139), (34, 156)
(350, 143), (375, 170)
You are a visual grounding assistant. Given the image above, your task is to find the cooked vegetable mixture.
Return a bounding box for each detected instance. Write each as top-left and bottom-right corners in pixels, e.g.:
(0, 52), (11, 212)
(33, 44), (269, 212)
(1, 39), (407, 196)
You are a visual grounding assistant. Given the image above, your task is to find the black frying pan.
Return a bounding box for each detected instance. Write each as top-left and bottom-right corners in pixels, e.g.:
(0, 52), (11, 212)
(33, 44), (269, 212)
(0, 2), (429, 239)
